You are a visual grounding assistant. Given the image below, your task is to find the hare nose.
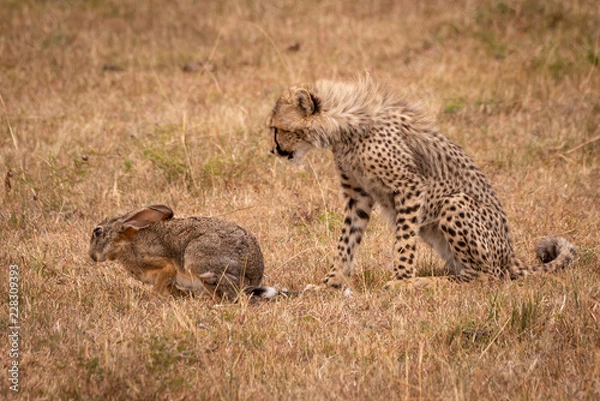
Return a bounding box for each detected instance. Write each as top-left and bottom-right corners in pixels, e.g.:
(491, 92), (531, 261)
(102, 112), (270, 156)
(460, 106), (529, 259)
(90, 252), (98, 262)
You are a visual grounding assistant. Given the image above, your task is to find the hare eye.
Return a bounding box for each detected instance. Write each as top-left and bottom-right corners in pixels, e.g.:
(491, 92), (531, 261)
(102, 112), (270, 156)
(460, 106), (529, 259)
(93, 227), (103, 237)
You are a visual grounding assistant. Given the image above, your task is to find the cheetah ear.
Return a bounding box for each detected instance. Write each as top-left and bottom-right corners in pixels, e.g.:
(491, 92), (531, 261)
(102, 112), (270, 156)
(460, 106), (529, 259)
(294, 88), (318, 116)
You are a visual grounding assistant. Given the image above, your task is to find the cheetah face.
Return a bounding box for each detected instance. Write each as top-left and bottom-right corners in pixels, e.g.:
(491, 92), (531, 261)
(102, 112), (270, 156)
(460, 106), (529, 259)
(269, 126), (313, 163)
(267, 85), (319, 164)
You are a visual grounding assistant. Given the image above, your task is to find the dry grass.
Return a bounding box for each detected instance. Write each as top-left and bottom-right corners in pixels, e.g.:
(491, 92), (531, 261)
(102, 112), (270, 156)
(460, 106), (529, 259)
(1, 0), (600, 399)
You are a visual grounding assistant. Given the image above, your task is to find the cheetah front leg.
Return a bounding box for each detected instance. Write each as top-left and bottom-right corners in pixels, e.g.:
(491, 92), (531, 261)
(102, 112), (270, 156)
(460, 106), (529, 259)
(384, 186), (431, 289)
(322, 185), (374, 289)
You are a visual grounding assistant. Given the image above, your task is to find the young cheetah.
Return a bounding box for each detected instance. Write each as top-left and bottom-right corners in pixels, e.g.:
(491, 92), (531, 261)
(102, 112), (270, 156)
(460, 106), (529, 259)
(267, 78), (576, 289)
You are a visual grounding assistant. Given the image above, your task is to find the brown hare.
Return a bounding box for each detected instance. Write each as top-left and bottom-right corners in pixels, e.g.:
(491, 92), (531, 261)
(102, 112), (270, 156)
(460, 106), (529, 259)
(89, 204), (276, 300)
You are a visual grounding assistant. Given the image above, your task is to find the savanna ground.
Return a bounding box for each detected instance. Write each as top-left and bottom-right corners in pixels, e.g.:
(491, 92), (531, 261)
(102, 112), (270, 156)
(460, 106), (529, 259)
(1, 0), (600, 399)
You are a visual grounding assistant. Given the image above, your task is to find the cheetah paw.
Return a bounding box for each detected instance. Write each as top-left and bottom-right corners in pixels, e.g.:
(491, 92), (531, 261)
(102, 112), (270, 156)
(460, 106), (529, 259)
(322, 272), (347, 289)
(383, 279), (407, 290)
(384, 277), (436, 290)
(302, 283), (353, 298)
(302, 283), (326, 293)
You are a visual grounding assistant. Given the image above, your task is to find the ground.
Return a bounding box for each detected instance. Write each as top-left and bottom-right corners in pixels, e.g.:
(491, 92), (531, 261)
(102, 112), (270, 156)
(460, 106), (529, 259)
(1, 0), (599, 399)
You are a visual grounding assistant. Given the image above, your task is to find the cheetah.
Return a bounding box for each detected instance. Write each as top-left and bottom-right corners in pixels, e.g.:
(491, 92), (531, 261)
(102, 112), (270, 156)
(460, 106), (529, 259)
(267, 77), (576, 289)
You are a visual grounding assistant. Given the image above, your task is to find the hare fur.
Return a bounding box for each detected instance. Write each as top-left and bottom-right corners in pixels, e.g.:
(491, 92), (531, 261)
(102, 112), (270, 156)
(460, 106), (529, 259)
(89, 205), (275, 299)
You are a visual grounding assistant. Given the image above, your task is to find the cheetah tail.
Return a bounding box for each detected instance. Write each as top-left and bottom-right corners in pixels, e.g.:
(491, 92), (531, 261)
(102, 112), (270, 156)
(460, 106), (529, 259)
(533, 236), (577, 273)
(509, 236), (576, 279)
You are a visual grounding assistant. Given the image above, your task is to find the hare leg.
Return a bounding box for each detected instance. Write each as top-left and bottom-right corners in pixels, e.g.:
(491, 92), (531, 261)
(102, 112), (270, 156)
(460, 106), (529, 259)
(152, 262), (178, 295)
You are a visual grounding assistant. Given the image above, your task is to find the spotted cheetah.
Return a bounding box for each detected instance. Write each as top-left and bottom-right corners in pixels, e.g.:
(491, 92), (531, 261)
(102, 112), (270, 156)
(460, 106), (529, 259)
(267, 77), (576, 289)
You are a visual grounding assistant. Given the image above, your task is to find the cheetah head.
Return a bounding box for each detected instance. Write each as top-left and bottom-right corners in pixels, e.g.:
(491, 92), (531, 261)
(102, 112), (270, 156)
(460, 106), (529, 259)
(267, 85), (320, 163)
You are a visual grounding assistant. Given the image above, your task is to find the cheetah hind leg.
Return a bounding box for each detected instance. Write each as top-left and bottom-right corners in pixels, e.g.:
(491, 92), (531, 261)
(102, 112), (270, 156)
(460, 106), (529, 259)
(417, 221), (487, 284)
(383, 257), (482, 289)
(445, 258), (489, 283)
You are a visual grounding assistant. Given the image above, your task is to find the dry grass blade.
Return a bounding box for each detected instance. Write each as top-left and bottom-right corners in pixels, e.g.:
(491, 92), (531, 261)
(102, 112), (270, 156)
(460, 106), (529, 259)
(563, 134), (600, 155)
(0, 92), (18, 150)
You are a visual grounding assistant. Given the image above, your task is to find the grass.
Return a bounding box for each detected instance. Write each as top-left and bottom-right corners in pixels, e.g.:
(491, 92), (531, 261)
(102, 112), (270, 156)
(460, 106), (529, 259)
(1, 0), (599, 399)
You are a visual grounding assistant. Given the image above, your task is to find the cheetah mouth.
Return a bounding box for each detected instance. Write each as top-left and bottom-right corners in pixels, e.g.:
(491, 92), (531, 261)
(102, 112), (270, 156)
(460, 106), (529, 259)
(271, 128), (295, 160)
(270, 145), (295, 160)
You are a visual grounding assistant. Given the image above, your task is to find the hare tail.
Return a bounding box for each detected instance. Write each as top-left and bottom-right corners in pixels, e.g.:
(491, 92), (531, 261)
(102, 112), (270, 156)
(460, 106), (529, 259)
(246, 286), (277, 299)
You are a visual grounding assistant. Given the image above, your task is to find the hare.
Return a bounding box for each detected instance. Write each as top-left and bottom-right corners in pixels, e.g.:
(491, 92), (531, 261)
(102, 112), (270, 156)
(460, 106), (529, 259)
(89, 204), (276, 299)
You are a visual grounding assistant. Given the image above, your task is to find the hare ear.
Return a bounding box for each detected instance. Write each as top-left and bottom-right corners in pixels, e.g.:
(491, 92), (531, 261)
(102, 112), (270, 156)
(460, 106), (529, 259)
(119, 205), (173, 234)
(294, 88), (318, 116)
(146, 204), (174, 220)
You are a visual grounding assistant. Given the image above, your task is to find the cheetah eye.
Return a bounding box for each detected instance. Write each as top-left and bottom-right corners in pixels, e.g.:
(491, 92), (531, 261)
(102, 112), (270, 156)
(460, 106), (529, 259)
(93, 227), (103, 237)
